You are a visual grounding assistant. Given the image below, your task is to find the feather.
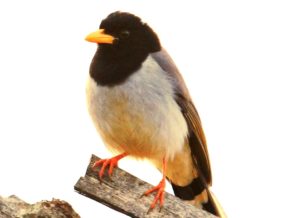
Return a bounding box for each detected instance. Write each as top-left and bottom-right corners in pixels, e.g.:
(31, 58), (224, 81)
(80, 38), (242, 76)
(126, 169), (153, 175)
(151, 49), (212, 185)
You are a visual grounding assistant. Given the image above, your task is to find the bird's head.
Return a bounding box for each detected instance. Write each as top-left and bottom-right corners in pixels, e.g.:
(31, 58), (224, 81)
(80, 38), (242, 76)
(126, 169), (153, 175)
(86, 12), (162, 86)
(85, 11), (161, 57)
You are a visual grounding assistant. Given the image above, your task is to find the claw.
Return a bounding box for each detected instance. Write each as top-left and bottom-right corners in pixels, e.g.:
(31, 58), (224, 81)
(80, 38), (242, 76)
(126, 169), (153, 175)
(159, 205), (163, 212)
(147, 206), (154, 214)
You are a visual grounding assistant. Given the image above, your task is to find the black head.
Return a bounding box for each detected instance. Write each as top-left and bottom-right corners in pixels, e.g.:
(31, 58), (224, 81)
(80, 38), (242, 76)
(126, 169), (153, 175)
(99, 12), (161, 54)
(86, 11), (162, 86)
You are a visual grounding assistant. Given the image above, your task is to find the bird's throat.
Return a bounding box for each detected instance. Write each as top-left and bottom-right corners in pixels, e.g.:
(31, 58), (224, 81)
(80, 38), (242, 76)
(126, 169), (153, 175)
(89, 46), (147, 86)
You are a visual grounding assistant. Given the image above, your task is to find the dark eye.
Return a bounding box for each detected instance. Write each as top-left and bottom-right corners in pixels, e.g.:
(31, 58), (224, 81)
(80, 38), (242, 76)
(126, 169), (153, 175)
(120, 30), (130, 39)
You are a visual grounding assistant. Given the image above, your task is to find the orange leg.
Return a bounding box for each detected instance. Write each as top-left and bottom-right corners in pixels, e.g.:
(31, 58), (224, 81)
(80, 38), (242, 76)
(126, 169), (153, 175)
(93, 153), (127, 179)
(143, 157), (167, 212)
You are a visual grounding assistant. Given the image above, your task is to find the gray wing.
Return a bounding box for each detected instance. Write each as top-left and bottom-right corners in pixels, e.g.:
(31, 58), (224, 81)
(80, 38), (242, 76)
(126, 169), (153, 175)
(151, 49), (212, 185)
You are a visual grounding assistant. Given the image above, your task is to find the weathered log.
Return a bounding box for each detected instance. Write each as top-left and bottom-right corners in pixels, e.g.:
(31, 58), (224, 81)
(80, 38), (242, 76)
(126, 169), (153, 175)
(74, 154), (217, 218)
(0, 195), (80, 218)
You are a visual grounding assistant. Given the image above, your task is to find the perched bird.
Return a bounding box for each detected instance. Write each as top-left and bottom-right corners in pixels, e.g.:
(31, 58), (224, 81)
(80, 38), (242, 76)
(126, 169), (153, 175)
(85, 11), (226, 217)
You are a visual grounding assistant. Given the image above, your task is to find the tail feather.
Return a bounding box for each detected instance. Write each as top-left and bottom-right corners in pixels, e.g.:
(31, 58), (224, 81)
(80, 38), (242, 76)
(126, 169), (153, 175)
(171, 179), (226, 218)
(203, 189), (227, 218)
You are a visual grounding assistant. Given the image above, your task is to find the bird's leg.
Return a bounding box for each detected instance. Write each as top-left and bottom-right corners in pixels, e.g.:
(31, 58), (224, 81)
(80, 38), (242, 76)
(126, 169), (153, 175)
(93, 153), (127, 179)
(143, 157), (167, 212)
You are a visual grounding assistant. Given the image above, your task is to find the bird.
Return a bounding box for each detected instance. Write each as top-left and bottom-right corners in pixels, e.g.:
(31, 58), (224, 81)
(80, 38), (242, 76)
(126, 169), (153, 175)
(85, 11), (226, 217)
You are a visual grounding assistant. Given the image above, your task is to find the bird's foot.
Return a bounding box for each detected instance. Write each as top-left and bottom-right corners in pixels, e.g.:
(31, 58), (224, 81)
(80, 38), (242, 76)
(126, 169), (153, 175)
(93, 153), (127, 179)
(143, 178), (166, 213)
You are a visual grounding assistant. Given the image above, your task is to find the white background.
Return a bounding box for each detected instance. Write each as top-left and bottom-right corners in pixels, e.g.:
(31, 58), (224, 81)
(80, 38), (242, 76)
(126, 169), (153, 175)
(0, 1), (300, 217)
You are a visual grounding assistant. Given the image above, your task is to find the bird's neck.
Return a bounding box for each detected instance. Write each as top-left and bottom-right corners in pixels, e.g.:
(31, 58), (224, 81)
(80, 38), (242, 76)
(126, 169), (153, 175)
(89, 46), (148, 86)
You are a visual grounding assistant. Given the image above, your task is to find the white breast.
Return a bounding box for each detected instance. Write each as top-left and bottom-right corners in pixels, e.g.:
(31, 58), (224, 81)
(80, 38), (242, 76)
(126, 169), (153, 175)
(86, 55), (188, 161)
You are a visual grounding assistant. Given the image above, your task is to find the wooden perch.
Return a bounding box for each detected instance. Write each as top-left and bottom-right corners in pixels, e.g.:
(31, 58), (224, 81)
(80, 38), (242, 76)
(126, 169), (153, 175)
(74, 154), (217, 218)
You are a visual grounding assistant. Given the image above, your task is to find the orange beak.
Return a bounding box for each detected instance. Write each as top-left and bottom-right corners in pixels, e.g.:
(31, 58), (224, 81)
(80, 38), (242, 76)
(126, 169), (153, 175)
(85, 29), (115, 44)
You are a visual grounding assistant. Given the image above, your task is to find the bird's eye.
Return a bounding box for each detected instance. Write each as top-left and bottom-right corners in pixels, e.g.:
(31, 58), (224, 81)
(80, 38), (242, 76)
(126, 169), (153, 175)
(120, 30), (130, 39)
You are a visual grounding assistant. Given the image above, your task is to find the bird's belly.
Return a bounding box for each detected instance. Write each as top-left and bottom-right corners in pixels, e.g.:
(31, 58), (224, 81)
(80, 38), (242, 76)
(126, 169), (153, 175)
(86, 71), (188, 160)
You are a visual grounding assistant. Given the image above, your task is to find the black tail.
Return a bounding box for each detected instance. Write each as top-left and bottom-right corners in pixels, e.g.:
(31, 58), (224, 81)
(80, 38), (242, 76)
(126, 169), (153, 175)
(171, 178), (226, 218)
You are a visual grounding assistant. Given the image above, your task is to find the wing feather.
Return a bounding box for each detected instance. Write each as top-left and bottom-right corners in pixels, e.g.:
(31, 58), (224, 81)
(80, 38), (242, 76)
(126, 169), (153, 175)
(151, 50), (212, 185)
